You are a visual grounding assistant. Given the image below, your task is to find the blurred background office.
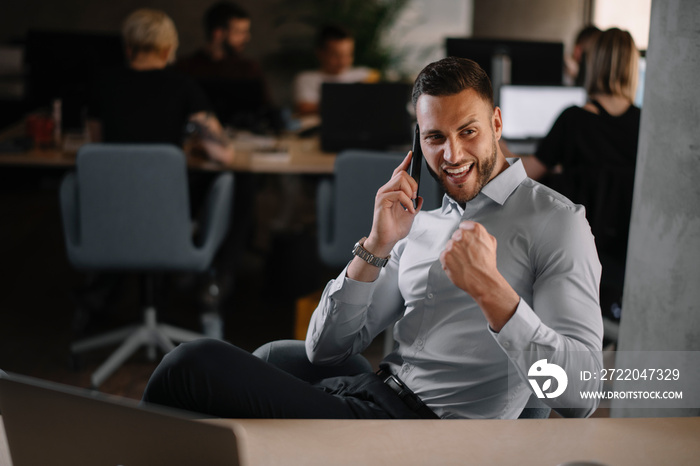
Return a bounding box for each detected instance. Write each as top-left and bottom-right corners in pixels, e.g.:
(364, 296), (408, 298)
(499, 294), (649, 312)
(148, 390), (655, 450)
(4, 0), (700, 421)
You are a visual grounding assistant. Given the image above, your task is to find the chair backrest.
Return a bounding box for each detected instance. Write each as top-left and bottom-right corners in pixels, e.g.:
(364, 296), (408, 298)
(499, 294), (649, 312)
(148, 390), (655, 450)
(60, 143), (220, 271)
(317, 149), (443, 268)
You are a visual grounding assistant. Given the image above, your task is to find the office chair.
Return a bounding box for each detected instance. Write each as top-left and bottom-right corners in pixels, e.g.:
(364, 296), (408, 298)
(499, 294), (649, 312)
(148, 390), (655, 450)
(59, 143), (233, 388)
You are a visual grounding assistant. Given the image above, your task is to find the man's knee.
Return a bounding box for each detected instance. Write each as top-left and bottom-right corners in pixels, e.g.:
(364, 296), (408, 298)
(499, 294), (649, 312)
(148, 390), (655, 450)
(160, 338), (230, 374)
(252, 339), (306, 363)
(143, 338), (233, 405)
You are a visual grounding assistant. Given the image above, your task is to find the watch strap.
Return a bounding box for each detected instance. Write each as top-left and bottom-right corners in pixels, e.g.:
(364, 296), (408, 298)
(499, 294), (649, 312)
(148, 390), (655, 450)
(352, 237), (390, 268)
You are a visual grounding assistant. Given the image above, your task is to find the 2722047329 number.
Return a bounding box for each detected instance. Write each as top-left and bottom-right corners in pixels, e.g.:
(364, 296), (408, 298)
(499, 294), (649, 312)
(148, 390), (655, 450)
(596, 368), (680, 381)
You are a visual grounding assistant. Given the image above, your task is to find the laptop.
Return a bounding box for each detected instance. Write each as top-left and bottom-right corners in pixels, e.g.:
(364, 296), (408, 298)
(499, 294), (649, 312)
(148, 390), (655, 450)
(195, 76), (276, 132)
(499, 85), (587, 154)
(320, 82), (413, 153)
(0, 372), (242, 466)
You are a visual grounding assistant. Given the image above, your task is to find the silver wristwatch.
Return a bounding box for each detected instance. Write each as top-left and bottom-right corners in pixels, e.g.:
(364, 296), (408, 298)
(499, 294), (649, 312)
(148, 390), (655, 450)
(352, 237), (390, 268)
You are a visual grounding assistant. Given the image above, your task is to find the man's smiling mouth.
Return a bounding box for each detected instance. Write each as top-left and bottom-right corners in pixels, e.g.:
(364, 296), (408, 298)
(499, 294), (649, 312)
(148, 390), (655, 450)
(444, 162), (475, 183)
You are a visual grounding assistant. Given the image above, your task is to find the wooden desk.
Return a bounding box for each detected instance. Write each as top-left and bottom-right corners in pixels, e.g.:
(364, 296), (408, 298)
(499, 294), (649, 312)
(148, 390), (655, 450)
(229, 417), (700, 466)
(227, 134), (335, 174)
(0, 417), (10, 466)
(0, 123), (336, 174)
(2, 415), (699, 465)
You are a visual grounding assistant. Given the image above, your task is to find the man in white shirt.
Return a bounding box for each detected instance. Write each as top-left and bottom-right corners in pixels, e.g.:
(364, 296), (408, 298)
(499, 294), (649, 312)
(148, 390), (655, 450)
(293, 25), (379, 116)
(142, 57), (603, 419)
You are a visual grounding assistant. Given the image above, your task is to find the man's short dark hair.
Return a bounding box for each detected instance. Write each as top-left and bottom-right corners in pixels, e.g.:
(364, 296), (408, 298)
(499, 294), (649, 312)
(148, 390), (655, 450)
(412, 57), (494, 108)
(315, 25), (353, 50)
(204, 1), (250, 39)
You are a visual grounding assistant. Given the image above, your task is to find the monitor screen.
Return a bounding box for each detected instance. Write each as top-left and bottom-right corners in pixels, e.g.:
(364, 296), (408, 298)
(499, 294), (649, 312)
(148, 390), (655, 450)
(635, 54), (646, 107)
(445, 38), (564, 86)
(195, 76), (268, 130)
(499, 85), (587, 140)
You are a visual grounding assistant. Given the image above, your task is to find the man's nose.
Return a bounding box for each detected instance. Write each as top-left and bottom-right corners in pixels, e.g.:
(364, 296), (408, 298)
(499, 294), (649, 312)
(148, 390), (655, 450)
(443, 138), (459, 164)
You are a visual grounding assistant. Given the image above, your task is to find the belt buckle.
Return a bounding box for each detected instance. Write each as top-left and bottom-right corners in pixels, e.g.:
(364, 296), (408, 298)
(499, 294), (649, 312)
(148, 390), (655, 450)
(383, 374), (406, 396)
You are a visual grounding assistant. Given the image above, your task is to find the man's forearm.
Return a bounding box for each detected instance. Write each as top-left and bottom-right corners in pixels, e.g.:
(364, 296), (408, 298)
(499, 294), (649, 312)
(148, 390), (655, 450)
(346, 235), (394, 283)
(474, 275), (520, 333)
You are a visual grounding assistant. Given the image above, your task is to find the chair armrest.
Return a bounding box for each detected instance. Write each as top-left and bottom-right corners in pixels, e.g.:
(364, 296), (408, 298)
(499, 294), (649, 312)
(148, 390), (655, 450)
(316, 178), (334, 262)
(59, 171), (80, 249)
(195, 172), (234, 266)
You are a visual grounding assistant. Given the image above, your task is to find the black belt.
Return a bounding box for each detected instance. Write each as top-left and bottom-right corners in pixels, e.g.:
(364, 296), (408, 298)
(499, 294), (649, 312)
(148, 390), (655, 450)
(376, 367), (439, 419)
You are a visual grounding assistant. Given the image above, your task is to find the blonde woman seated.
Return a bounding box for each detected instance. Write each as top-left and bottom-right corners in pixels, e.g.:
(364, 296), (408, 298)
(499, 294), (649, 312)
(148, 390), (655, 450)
(87, 8), (234, 165)
(520, 27), (640, 184)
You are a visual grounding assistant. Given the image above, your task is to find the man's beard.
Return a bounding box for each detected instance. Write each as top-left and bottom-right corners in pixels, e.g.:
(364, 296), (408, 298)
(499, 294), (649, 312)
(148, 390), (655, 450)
(425, 132), (498, 206)
(223, 42), (240, 57)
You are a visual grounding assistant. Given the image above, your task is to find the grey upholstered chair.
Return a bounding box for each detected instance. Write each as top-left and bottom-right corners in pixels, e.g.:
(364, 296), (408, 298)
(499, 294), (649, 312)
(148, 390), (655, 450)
(59, 143), (233, 388)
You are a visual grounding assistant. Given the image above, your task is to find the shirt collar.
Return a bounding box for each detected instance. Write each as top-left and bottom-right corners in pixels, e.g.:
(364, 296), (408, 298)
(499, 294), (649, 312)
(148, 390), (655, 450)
(440, 158), (527, 214)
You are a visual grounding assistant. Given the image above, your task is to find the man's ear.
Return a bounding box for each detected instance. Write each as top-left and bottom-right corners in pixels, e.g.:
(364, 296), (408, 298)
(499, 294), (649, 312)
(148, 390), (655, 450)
(492, 106), (503, 140)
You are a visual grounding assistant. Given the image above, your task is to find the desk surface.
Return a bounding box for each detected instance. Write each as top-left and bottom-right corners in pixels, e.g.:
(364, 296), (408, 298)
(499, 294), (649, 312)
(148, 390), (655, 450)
(0, 124), (336, 175)
(2, 415), (700, 465)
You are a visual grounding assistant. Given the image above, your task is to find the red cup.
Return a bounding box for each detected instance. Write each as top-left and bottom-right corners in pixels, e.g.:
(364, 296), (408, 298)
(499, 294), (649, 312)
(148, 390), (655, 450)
(26, 114), (55, 148)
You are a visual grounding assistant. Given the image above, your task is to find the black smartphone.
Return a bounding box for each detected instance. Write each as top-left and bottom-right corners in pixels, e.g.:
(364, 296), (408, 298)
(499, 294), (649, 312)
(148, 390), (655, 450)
(409, 124), (423, 208)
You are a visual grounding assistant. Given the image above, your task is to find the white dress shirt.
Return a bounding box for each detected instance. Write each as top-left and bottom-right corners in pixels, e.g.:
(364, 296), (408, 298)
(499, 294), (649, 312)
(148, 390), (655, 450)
(306, 159), (604, 419)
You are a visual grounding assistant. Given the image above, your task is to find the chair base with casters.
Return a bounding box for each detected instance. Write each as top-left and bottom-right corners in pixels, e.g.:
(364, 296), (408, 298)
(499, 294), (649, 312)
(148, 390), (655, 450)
(72, 274), (206, 389)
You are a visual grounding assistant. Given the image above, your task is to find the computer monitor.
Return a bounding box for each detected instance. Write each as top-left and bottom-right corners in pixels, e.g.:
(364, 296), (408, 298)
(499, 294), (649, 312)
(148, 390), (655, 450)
(499, 85), (587, 140)
(445, 38), (564, 86)
(320, 82), (413, 153)
(635, 53), (646, 107)
(194, 76), (275, 131)
(24, 30), (125, 131)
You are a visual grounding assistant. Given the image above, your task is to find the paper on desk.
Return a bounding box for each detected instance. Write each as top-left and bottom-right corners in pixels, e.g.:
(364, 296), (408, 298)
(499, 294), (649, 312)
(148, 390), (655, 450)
(251, 150), (290, 163)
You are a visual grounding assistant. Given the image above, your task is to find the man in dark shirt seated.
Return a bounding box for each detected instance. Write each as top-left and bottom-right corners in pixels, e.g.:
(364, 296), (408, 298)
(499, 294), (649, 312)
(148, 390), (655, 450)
(175, 1), (273, 132)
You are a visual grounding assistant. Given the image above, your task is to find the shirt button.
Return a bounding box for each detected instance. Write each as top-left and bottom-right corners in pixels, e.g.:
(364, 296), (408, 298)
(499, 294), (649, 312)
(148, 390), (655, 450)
(416, 339), (424, 346)
(503, 341), (510, 348)
(427, 293), (434, 300)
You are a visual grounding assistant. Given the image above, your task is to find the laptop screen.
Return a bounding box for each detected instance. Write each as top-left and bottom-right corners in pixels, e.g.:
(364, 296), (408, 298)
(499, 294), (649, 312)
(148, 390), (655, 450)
(0, 372), (241, 466)
(500, 85), (587, 140)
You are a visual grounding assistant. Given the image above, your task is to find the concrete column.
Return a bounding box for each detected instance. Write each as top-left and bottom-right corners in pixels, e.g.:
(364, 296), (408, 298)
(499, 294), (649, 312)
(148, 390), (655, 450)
(612, 0), (700, 417)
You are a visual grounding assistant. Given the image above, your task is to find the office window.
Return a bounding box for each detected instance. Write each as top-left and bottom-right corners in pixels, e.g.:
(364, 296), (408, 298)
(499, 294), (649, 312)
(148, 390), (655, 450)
(593, 0), (651, 50)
